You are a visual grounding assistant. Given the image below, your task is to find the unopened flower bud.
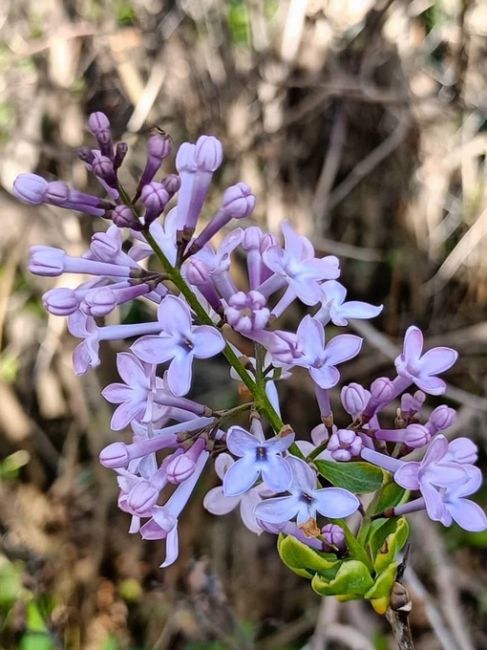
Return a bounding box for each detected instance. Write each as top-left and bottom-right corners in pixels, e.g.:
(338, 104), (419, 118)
(29, 246), (65, 276)
(341, 383), (370, 417)
(241, 226), (263, 251)
(161, 173), (181, 197)
(43, 288), (80, 315)
(99, 441), (130, 468)
(166, 454), (195, 484)
(83, 288), (117, 317)
(321, 523), (345, 551)
(429, 405), (456, 433)
(127, 481), (159, 514)
(141, 182), (170, 214)
(404, 423), (431, 448)
(88, 112), (111, 143)
(148, 133), (172, 161)
(370, 377), (394, 402)
(13, 173), (48, 204)
(328, 429), (362, 461)
(114, 142), (128, 170)
(112, 205), (139, 229)
(222, 182), (255, 219)
(311, 423), (329, 446)
(401, 390), (425, 416)
(195, 135), (223, 172)
(45, 181), (69, 205)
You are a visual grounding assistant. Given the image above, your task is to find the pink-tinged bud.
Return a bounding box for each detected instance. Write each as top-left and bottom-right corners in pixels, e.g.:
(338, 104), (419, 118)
(328, 429), (362, 461)
(83, 288), (117, 317)
(370, 377), (394, 402)
(141, 182), (170, 213)
(99, 441), (130, 468)
(194, 135), (223, 172)
(175, 142), (196, 173)
(29, 246), (65, 276)
(43, 288), (80, 315)
(88, 112), (111, 143)
(112, 205), (139, 229)
(222, 182), (255, 219)
(401, 390), (425, 415)
(242, 226), (263, 251)
(404, 423), (431, 448)
(13, 173), (48, 204)
(148, 133), (172, 160)
(45, 181), (69, 205)
(161, 174), (181, 196)
(166, 454), (195, 484)
(341, 383), (369, 417)
(321, 523), (345, 551)
(429, 405), (456, 433)
(127, 481), (159, 514)
(185, 258), (210, 285)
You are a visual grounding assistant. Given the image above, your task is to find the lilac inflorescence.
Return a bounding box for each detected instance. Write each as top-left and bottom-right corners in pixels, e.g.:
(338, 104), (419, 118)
(15, 111), (486, 568)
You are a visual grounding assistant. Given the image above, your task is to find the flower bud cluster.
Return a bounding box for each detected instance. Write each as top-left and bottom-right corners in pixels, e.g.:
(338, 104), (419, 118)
(14, 111), (486, 569)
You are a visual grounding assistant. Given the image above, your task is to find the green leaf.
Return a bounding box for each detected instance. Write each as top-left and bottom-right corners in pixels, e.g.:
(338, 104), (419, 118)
(277, 534), (340, 579)
(370, 517), (409, 574)
(311, 560), (374, 597)
(372, 482), (407, 514)
(315, 460), (384, 493)
(334, 520), (374, 573)
(365, 562), (398, 615)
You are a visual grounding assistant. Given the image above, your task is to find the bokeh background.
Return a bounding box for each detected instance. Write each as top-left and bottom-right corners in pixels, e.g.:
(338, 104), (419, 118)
(0, 0), (487, 648)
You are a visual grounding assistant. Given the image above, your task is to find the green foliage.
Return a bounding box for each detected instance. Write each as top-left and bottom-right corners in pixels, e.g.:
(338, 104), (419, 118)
(372, 481), (407, 514)
(227, 0), (250, 45)
(0, 450), (30, 481)
(315, 460), (384, 493)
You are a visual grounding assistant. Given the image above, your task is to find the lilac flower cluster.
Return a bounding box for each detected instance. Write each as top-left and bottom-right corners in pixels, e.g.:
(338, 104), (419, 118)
(14, 112), (486, 575)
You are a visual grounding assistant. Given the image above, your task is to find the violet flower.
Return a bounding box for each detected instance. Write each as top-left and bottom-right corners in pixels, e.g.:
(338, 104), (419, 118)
(203, 453), (269, 534)
(315, 280), (383, 327)
(394, 326), (458, 396)
(131, 295), (225, 396)
(222, 426), (294, 496)
(255, 456), (359, 526)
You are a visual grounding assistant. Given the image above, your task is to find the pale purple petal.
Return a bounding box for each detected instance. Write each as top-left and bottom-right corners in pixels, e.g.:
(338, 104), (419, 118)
(288, 456), (316, 493)
(223, 456), (260, 496)
(266, 432), (295, 454)
(226, 426), (259, 456)
(214, 452), (234, 480)
(192, 325), (225, 358)
(255, 494), (300, 524)
(325, 334), (362, 366)
(157, 295), (192, 338)
(310, 365), (340, 389)
(282, 220), (313, 259)
(322, 280), (347, 304)
(303, 256), (340, 281)
(131, 334), (177, 364)
(446, 438), (478, 465)
(203, 486), (240, 515)
(403, 326), (423, 363)
(446, 499), (487, 532)
(424, 462), (468, 488)
(422, 435), (449, 467)
(161, 525), (179, 567)
(167, 352), (193, 396)
(313, 488), (359, 519)
(261, 455), (292, 492)
(290, 277), (322, 305)
(422, 482), (447, 522)
(414, 375), (446, 396)
(240, 489), (265, 534)
(116, 352), (149, 388)
(418, 347), (458, 375)
(297, 315), (324, 359)
(394, 462), (421, 490)
(339, 300), (383, 321)
(111, 400), (144, 430)
(102, 383), (134, 404)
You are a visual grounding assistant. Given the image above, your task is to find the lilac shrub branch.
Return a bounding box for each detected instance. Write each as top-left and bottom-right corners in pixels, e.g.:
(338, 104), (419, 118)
(14, 113), (486, 608)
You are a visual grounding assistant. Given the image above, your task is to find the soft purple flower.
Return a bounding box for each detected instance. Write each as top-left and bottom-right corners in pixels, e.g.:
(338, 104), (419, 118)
(141, 182), (170, 225)
(131, 295), (225, 396)
(135, 132), (173, 198)
(261, 221), (340, 310)
(375, 423), (431, 449)
(428, 405), (457, 434)
(88, 111), (113, 158)
(400, 391), (426, 418)
(292, 316), (362, 389)
(315, 280), (383, 326)
(222, 426), (294, 496)
(203, 453), (269, 534)
(255, 456), (359, 526)
(327, 429), (363, 461)
(394, 326), (458, 395)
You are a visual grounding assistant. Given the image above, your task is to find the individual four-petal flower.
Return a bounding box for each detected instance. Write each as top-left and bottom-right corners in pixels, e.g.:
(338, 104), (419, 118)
(131, 295), (225, 396)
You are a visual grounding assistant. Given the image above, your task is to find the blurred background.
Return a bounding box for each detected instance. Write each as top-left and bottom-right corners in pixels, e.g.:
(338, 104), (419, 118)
(0, 0), (486, 648)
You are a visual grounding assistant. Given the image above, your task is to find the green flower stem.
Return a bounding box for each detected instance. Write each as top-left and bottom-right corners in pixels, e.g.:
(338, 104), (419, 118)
(335, 519), (374, 573)
(142, 227), (303, 458)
